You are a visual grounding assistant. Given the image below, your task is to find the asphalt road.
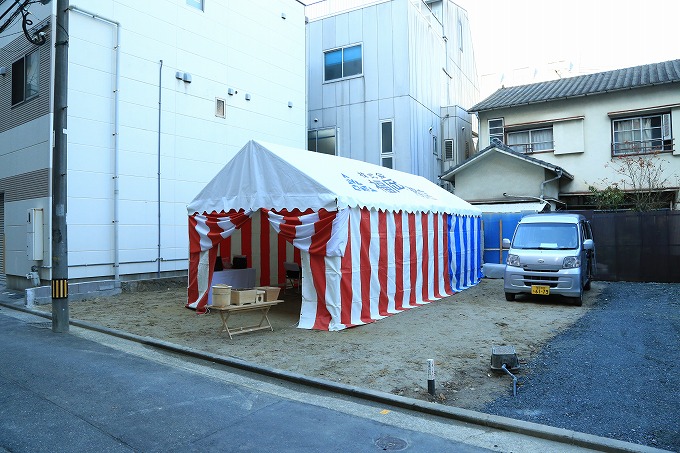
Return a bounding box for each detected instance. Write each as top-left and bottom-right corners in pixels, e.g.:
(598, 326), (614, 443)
(0, 310), (492, 453)
(484, 282), (680, 452)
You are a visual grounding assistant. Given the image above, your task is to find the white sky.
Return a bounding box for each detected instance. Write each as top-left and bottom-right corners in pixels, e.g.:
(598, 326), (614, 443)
(455, 0), (680, 96)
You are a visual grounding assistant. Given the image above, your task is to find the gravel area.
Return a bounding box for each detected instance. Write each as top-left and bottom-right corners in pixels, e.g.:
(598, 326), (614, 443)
(484, 281), (680, 452)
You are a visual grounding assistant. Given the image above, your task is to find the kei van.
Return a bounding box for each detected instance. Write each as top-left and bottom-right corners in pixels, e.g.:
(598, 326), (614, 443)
(502, 213), (595, 306)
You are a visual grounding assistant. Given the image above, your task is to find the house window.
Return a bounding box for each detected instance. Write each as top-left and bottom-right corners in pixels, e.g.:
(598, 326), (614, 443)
(324, 44), (362, 82)
(488, 118), (504, 144)
(612, 113), (672, 155)
(380, 120), (393, 169)
(507, 127), (554, 153)
(186, 0), (203, 10)
(308, 128), (336, 155)
(12, 50), (39, 105)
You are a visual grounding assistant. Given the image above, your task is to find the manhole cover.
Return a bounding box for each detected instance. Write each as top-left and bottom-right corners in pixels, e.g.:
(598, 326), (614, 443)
(375, 436), (407, 451)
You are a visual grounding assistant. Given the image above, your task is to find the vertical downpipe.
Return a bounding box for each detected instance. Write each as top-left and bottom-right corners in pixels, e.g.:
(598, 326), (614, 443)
(113, 19), (120, 284)
(157, 60), (163, 278)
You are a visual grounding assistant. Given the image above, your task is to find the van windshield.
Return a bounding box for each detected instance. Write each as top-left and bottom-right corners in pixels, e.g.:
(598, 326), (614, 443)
(512, 223), (578, 250)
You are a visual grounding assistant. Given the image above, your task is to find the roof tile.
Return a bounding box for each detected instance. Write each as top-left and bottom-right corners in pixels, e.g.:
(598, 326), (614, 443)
(469, 59), (680, 112)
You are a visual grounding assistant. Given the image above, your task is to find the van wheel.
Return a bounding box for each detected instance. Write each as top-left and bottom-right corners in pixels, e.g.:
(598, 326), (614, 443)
(572, 290), (583, 307)
(584, 261), (593, 291)
(505, 292), (515, 301)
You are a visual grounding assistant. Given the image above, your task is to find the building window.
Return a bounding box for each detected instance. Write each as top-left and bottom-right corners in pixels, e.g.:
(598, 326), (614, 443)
(186, 0), (203, 10)
(488, 118), (504, 144)
(612, 113), (672, 155)
(324, 44), (362, 82)
(12, 50), (39, 105)
(380, 120), (393, 169)
(507, 127), (554, 153)
(308, 128), (336, 155)
(215, 98), (225, 118)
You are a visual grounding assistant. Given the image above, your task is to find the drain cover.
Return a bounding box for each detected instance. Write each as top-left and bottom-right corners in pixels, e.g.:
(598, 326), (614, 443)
(30, 322), (53, 329)
(375, 436), (407, 451)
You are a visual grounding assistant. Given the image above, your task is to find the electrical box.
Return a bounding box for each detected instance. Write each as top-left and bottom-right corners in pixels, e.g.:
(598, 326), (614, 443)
(27, 208), (44, 261)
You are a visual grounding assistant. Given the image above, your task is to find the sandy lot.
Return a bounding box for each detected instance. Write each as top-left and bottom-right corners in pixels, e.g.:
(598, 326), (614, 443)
(36, 278), (600, 411)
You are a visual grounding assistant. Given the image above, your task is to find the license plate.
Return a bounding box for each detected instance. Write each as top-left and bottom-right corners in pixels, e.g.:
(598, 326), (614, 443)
(531, 285), (550, 295)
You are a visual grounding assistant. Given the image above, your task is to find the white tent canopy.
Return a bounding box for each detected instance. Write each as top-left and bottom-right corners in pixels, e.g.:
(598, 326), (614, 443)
(188, 140), (480, 216)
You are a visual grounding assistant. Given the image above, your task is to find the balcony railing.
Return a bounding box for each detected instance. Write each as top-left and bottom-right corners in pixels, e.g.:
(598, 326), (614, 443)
(611, 138), (674, 156)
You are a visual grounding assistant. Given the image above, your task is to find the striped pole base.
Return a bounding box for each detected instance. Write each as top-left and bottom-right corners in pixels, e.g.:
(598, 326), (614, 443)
(51, 279), (68, 299)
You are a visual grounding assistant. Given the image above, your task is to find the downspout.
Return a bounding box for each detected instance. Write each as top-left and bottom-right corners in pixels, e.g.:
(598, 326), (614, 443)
(540, 167), (563, 201)
(157, 60), (162, 278)
(68, 6), (121, 283)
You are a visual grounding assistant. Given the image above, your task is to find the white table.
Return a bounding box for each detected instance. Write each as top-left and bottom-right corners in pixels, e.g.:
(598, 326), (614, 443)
(208, 269), (256, 305)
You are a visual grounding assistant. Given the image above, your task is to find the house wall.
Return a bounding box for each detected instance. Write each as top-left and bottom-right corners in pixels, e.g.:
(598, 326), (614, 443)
(0, 0), (306, 289)
(454, 152), (546, 201)
(307, 0), (478, 184)
(475, 84), (680, 197)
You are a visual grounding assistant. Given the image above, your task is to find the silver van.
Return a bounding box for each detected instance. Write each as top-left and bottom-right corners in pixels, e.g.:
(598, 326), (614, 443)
(502, 213), (595, 306)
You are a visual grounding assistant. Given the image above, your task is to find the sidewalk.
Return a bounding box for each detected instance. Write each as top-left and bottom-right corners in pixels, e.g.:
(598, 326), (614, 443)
(0, 286), (667, 452)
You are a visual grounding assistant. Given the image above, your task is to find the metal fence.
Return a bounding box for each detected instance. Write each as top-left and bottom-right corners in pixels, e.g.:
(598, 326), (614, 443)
(579, 210), (680, 283)
(482, 210), (680, 283)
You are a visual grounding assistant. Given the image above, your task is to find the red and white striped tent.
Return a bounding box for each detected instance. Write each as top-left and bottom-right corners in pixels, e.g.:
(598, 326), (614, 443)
(187, 140), (482, 331)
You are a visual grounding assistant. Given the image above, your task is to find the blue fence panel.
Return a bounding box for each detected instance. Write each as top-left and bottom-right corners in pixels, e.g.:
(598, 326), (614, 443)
(482, 212), (524, 264)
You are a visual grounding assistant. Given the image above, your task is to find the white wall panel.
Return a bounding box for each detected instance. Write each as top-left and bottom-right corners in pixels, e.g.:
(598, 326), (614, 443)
(361, 6), (379, 102)
(348, 102), (365, 161)
(376, 2), (395, 101)
(118, 102), (160, 131)
(69, 144), (112, 173)
(322, 16), (337, 50)
(68, 171), (112, 200)
(334, 11), (349, 45)
(362, 100), (380, 163)
(119, 225), (160, 249)
(118, 126), (158, 154)
(68, 224), (114, 252)
(69, 91), (113, 126)
(69, 250), (114, 268)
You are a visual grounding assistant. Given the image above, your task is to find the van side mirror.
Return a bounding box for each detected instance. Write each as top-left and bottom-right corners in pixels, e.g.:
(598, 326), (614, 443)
(502, 238), (511, 248)
(583, 239), (594, 250)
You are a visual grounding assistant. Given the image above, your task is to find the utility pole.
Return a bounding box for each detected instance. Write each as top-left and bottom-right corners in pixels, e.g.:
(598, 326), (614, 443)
(51, 0), (69, 332)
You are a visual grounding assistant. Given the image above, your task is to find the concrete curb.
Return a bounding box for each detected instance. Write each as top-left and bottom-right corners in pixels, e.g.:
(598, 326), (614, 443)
(0, 300), (669, 453)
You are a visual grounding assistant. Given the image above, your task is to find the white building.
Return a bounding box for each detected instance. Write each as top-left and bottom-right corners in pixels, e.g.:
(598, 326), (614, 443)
(306, 0), (479, 186)
(0, 0), (306, 290)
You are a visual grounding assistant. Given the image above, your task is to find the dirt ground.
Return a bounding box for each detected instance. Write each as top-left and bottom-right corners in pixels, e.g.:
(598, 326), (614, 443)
(36, 278), (600, 411)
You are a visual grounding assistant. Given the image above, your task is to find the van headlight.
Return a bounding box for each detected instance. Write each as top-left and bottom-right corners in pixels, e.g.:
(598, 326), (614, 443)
(563, 256), (580, 268)
(507, 254), (521, 267)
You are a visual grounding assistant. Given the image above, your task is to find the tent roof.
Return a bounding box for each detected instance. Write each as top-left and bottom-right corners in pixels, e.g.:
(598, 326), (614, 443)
(188, 140), (480, 216)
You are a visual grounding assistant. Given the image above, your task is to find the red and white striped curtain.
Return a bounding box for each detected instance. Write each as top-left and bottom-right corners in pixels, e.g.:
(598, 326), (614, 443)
(187, 208), (347, 313)
(298, 208), (481, 331)
(187, 207), (481, 328)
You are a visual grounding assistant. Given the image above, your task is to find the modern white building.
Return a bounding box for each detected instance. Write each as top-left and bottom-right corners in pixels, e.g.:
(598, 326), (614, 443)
(0, 0), (306, 290)
(306, 0), (479, 186)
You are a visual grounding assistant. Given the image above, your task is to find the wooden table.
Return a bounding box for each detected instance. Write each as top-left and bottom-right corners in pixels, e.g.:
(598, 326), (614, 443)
(209, 300), (282, 339)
